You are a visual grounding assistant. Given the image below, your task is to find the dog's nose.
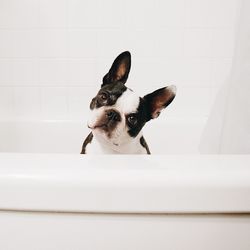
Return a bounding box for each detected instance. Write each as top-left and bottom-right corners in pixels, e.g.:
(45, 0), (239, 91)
(106, 110), (121, 122)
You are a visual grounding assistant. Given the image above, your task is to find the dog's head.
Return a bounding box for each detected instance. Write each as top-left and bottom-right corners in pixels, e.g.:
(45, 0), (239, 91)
(87, 51), (176, 149)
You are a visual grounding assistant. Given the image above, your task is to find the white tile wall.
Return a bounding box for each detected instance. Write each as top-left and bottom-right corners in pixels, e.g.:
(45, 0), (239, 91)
(0, 30), (39, 57)
(0, 0), (39, 28)
(12, 87), (41, 118)
(0, 59), (39, 85)
(0, 87), (13, 117)
(38, 29), (69, 58)
(185, 0), (239, 28)
(0, 0), (240, 121)
(39, 59), (69, 84)
(39, 0), (68, 28)
(40, 87), (68, 119)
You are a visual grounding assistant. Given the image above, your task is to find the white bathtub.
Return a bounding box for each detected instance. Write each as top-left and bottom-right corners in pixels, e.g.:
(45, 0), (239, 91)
(0, 119), (250, 250)
(0, 117), (206, 154)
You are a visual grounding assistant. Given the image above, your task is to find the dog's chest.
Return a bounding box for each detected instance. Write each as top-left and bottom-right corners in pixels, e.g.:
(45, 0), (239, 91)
(85, 137), (115, 154)
(85, 136), (148, 154)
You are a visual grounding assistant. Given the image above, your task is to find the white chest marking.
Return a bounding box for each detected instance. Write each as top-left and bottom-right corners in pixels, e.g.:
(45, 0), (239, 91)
(86, 136), (148, 154)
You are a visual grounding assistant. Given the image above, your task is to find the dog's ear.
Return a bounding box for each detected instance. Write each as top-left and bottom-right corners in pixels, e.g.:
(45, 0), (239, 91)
(102, 51), (131, 87)
(144, 85), (176, 121)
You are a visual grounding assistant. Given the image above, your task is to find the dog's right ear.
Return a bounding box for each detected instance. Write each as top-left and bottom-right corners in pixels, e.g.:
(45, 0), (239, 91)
(102, 51), (131, 87)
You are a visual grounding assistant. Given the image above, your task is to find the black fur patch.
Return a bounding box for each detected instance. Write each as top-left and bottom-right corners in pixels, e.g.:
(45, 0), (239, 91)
(102, 51), (131, 86)
(140, 136), (151, 154)
(80, 132), (93, 154)
(126, 98), (148, 137)
(90, 82), (127, 110)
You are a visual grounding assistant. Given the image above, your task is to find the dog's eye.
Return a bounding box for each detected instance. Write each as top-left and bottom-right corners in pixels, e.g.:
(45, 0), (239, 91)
(100, 92), (108, 100)
(97, 92), (109, 105)
(127, 115), (138, 126)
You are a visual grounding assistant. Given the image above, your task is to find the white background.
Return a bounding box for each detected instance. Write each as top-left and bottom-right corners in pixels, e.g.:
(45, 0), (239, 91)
(0, 0), (240, 122)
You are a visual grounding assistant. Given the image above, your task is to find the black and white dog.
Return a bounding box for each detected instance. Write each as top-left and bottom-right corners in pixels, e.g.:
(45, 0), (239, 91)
(81, 51), (176, 154)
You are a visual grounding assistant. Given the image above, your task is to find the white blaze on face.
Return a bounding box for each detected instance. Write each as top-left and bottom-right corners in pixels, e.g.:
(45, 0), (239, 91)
(115, 89), (140, 114)
(110, 89), (140, 145)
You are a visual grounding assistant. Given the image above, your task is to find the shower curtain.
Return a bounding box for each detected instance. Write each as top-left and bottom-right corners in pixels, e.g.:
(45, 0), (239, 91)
(200, 0), (250, 154)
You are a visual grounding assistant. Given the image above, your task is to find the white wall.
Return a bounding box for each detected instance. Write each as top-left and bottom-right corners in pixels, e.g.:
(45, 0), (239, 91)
(0, 0), (240, 122)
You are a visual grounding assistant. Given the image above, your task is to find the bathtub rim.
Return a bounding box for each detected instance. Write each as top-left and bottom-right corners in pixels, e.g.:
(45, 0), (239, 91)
(0, 153), (250, 214)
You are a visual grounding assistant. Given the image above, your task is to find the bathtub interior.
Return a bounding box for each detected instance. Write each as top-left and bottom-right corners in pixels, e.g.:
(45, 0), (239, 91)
(0, 0), (243, 155)
(0, 116), (206, 154)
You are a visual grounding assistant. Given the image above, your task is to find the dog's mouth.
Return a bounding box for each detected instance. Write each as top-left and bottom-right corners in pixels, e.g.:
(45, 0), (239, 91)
(88, 123), (108, 130)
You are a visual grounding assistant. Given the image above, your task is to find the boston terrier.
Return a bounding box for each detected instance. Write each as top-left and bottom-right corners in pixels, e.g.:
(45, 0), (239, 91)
(81, 51), (176, 154)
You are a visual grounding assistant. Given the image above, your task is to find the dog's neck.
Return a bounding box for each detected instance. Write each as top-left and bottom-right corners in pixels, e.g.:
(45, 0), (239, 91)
(85, 131), (149, 154)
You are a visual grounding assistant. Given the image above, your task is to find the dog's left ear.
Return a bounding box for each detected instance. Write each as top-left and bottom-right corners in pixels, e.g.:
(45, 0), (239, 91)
(102, 51), (131, 87)
(144, 85), (177, 121)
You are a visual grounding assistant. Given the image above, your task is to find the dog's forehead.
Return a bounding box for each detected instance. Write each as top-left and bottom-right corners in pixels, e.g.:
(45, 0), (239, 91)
(115, 88), (140, 114)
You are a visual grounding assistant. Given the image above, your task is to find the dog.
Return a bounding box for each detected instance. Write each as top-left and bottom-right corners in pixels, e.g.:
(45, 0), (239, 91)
(81, 51), (176, 154)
